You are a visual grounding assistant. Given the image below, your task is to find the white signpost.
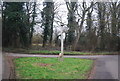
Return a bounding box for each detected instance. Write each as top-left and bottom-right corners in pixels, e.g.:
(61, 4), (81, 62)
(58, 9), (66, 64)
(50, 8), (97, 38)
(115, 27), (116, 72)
(58, 24), (66, 60)
(60, 32), (64, 56)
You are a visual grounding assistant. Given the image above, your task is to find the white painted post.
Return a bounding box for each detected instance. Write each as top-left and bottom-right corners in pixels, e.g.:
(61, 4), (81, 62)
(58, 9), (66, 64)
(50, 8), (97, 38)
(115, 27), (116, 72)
(61, 32), (64, 56)
(58, 24), (65, 60)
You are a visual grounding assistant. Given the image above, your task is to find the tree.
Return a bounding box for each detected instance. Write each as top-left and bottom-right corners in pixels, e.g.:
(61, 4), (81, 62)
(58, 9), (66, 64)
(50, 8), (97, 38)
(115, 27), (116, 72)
(97, 2), (106, 50)
(2, 2), (37, 48)
(25, 2), (37, 46)
(2, 2), (28, 47)
(41, 0), (54, 47)
(65, 0), (78, 50)
(117, 2), (120, 51)
(86, 4), (97, 51)
(73, 1), (95, 50)
(109, 2), (120, 51)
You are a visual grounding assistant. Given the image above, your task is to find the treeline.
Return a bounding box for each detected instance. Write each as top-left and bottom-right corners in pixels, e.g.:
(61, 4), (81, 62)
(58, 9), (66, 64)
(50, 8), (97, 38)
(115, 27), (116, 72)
(2, 2), (36, 48)
(2, 1), (120, 51)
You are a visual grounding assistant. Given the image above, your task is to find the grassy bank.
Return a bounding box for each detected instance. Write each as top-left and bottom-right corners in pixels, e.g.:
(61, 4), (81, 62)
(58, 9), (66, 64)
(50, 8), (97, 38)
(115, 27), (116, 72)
(3, 48), (118, 55)
(15, 57), (93, 79)
(29, 50), (117, 55)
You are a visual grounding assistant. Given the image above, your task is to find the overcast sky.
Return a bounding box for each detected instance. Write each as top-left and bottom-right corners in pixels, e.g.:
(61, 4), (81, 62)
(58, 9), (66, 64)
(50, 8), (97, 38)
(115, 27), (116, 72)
(34, 0), (68, 35)
(34, 0), (97, 34)
(1, 0), (119, 35)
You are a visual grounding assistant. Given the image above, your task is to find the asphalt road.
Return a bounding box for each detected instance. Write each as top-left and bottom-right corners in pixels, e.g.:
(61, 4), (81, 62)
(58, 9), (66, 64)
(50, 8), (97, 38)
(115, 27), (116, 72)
(2, 53), (119, 79)
(93, 55), (118, 79)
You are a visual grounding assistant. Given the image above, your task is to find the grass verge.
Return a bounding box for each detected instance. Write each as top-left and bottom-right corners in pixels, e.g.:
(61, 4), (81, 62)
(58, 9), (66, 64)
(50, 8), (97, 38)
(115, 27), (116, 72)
(15, 57), (93, 79)
(3, 48), (118, 55)
(29, 50), (118, 55)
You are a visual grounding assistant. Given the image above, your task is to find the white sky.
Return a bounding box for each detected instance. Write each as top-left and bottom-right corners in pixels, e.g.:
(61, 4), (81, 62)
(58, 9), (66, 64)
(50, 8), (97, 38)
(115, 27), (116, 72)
(34, 0), (120, 35)
(1, 0), (119, 35)
(34, 0), (68, 34)
(1, 0), (120, 2)
(34, 0), (96, 34)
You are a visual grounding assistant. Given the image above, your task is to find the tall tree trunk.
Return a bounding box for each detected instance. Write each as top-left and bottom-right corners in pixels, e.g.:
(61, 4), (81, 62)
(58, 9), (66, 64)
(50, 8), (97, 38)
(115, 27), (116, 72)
(73, 11), (86, 50)
(49, 3), (54, 45)
(73, 2), (94, 50)
(29, 2), (36, 46)
(65, 1), (77, 49)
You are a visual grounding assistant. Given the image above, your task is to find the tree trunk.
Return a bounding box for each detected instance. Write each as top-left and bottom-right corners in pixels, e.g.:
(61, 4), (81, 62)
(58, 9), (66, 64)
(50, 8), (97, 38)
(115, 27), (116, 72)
(73, 11), (86, 50)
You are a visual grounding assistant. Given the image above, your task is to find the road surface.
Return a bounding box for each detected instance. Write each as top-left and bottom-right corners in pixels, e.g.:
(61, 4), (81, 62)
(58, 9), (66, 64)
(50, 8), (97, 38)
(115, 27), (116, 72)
(2, 53), (119, 80)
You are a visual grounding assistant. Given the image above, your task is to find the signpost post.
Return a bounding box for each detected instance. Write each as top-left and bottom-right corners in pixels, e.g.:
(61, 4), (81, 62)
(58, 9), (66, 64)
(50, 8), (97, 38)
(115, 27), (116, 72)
(59, 24), (66, 61)
(61, 30), (64, 56)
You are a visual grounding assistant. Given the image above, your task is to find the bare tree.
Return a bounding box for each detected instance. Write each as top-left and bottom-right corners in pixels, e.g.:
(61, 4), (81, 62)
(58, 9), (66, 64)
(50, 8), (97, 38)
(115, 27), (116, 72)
(109, 1), (120, 50)
(73, 1), (95, 50)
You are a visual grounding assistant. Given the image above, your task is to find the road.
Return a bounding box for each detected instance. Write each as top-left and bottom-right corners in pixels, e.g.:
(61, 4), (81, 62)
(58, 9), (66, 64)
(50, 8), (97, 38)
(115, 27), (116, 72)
(93, 55), (118, 79)
(2, 53), (119, 79)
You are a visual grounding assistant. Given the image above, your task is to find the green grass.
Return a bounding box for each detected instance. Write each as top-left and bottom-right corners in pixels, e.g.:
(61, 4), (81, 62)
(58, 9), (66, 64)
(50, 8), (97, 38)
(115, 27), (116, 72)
(3, 48), (117, 55)
(29, 50), (116, 55)
(15, 57), (93, 79)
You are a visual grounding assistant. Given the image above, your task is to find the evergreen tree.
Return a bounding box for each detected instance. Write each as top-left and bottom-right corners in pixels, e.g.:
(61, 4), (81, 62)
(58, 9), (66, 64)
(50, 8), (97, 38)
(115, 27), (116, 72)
(2, 2), (29, 47)
(41, 1), (54, 47)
